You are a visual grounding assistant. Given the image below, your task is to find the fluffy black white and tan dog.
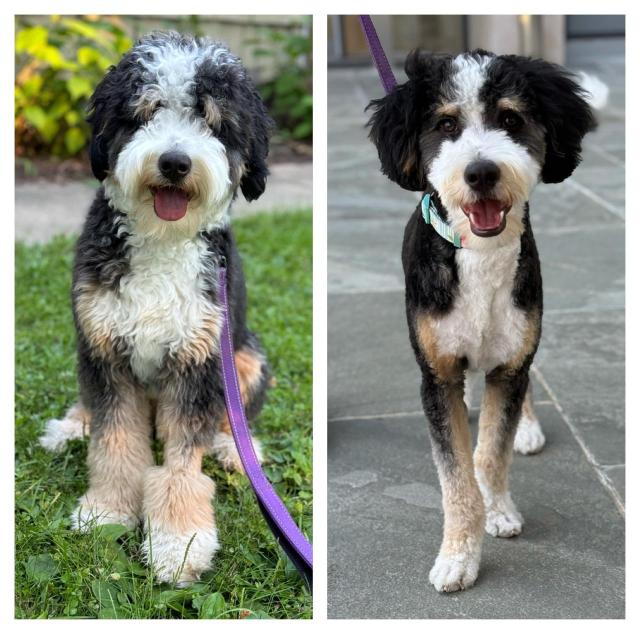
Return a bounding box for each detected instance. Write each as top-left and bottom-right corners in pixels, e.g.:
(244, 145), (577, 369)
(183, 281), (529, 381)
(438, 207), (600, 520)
(39, 32), (273, 585)
(367, 49), (605, 592)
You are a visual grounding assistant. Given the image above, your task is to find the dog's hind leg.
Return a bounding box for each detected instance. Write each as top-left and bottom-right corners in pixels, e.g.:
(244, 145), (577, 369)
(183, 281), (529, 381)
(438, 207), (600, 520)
(72, 383), (154, 530)
(211, 341), (269, 472)
(40, 401), (92, 451)
(474, 366), (530, 538)
(513, 381), (546, 454)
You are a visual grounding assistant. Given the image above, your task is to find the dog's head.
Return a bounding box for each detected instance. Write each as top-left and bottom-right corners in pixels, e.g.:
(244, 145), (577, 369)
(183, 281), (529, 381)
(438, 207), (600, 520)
(88, 31), (272, 239)
(367, 50), (598, 248)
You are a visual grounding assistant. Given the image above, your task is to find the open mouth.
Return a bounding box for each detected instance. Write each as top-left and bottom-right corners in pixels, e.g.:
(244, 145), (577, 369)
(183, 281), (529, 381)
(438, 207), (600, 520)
(461, 199), (511, 237)
(151, 186), (190, 221)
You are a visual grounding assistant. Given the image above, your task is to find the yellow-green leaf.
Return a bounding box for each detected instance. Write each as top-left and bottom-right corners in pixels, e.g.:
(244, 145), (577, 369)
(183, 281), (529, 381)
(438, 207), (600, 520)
(67, 76), (92, 100)
(61, 18), (109, 45)
(40, 119), (60, 143)
(39, 45), (66, 69)
(115, 36), (133, 55)
(23, 106), (59, 142)
(21, 75), (44, 97)
(15, 26), (48, 54)
(22, 105), (47, 131)
(77, 46), (99, 66)
(64, 127), (86, 155)
(49, 99), (71, 120)
(65, 111), (81, 126)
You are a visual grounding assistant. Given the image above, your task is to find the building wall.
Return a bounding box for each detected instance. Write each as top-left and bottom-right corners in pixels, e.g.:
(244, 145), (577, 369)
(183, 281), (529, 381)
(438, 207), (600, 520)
(329, 15), (567, 65)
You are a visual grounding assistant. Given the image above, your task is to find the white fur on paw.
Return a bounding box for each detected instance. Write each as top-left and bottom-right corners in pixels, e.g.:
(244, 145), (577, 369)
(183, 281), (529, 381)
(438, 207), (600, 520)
(476, 472), (524, 537)
(210, 431), (263, 472)
(463, 370), (481, 411)
(485, 497), (523, 538)
(39, 417), (87, 451)
(143, 525), (219, 585)
(514, 416), (546, 455)
(70, 497), (139, 532)
(429, 552), (480, 593)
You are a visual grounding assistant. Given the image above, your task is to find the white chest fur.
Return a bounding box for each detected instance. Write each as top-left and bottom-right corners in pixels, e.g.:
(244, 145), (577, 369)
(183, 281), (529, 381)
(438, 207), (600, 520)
(431, 243), (529, 372)
(90, 236), (218, 382)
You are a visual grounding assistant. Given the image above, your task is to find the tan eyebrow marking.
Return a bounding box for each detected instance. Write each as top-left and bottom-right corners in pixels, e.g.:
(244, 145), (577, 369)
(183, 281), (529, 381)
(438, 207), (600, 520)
(497, 96), (524, 112)
(202, 94), (222, 130)
(435, 103), (460, 117)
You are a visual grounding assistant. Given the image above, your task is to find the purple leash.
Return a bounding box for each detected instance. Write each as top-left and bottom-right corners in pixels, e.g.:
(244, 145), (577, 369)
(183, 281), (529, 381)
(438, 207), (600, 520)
(217, 261), (312, 589)
(359, 15), (397, 94)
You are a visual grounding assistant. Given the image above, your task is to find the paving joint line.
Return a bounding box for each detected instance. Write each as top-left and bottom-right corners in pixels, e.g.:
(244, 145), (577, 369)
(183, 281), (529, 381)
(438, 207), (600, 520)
(530, 364), (625, 517)
(565, 177), (624, 220)
(584, 142), (624, 167)
(329, 400), (555, 423)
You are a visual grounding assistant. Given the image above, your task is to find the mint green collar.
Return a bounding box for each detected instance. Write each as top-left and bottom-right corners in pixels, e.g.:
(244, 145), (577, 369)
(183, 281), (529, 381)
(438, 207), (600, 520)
(421, 193), (463, 248)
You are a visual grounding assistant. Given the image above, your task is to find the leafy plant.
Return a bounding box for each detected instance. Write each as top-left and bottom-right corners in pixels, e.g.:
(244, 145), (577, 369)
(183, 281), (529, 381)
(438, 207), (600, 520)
(249, 19), (312, 142)
(15, 16), (132, 159)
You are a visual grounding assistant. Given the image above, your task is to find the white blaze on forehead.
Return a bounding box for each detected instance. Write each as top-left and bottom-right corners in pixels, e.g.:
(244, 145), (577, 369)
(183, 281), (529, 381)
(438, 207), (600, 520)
(450, 54), (492, 125)
(136, 38), (238, 111)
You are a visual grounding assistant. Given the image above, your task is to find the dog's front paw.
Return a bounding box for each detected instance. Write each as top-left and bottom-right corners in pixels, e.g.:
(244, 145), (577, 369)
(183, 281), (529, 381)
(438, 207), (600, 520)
(210, 431), (263, 473)
(485, 501), (523, 538)
(429, 552), (480, 593)
(71, 495), (139, 531)
(514, 416), (545, 454)
(143, 526), (219, 586)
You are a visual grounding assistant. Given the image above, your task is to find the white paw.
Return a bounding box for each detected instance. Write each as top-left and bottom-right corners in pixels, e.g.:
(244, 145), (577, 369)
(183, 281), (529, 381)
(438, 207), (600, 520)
(39, 417), (87, 451)
(210, 431), (263, 473)
(514, 416), (545, 455)
(142, 525), (219, 586)
(71, 496), (139, 531)
(429, 552), (480, 593)
(485, 502), (523, 538)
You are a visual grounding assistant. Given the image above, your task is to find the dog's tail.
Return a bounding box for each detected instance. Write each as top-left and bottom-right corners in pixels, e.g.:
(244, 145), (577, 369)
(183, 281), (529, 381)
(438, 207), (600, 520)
(576, 71), (609, 111)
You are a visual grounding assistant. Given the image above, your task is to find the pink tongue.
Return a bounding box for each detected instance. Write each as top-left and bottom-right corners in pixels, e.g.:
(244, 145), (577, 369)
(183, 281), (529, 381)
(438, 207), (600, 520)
(465, 199), (503, 230)
(153, 187), (189, 221)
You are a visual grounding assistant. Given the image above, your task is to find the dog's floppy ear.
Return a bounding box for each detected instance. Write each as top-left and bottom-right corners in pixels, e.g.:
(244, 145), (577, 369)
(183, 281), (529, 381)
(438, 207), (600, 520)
(87, 51), (140, 182)
(240, 87), (273, 202)
(515, 57), (597, 183)
(86, 70), (113, 181)
(366, 50), (449, 192)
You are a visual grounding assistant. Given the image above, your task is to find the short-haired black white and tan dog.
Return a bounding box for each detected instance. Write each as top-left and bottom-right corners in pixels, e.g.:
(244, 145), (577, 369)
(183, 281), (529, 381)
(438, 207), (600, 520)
(367, 49), (604, 592)
(40, 32), (272, 585)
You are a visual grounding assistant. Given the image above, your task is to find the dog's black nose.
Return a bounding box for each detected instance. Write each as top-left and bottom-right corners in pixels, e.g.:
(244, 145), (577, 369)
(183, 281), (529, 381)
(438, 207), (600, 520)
(158, 151), (192, 183)
(464, 160), (500, 192)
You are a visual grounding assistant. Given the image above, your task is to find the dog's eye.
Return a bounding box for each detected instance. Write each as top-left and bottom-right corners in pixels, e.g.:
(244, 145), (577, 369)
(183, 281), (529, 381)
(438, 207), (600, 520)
(500, 111), (524, 131)
(438, 117), (458, 135)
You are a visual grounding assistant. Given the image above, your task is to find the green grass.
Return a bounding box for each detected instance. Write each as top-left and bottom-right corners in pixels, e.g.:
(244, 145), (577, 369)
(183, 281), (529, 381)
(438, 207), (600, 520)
(15, 210), (312, 619)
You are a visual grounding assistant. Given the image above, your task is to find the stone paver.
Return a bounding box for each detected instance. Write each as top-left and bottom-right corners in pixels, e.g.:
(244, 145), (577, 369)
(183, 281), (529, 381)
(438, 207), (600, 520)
(328, 38), (625, 618)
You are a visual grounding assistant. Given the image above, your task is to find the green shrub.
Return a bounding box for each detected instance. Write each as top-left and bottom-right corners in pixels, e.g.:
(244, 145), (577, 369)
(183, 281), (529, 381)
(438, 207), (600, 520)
(249, 19), (312, 142)
(15, 16), (132, 159)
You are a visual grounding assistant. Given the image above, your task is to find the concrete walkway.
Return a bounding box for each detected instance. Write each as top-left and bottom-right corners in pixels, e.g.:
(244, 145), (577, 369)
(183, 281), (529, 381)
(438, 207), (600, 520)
(328, 39), (625, 618)
(15, 161), (312, 243)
